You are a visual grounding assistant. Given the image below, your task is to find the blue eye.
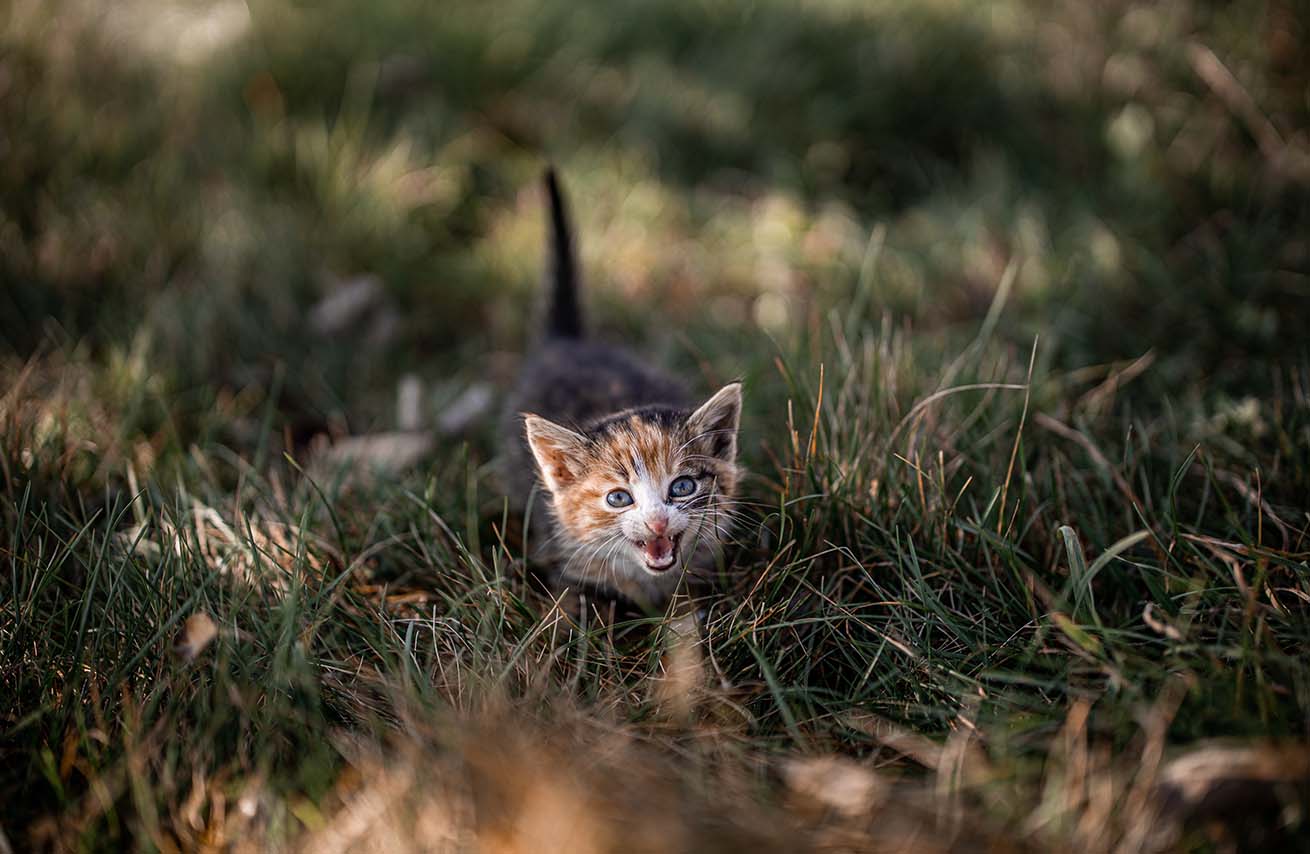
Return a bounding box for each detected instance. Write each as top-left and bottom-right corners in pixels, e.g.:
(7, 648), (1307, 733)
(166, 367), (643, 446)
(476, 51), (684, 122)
(606, 489), (634, 508)
(668, 476), (697, 499)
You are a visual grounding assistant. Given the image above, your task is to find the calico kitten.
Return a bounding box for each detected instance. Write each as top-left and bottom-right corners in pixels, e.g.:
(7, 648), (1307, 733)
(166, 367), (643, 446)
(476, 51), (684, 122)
(501, 170), (743, 608)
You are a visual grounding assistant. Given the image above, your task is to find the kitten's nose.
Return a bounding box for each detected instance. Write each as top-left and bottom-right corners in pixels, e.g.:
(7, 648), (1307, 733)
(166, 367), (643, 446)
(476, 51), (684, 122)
(646, 516), (669, 536)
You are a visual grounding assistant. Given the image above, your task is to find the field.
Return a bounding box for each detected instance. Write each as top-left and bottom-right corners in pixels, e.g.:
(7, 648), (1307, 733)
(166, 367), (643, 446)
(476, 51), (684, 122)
(3, 0), (1310, 850)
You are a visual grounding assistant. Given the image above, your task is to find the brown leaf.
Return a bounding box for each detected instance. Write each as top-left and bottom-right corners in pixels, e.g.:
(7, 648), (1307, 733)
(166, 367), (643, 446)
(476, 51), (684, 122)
(317, 432), (435, 476)
(174, 612), (218, 662)
(782, 756), (888, 818)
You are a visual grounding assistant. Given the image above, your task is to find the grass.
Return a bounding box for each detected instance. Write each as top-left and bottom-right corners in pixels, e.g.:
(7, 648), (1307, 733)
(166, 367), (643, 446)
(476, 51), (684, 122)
(3, 0), (1310, 850)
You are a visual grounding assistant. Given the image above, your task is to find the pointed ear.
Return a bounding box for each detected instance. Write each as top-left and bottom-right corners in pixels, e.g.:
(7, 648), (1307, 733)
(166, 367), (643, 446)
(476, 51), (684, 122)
(685, 382), (742, 462)
(523, 414), (589, 493)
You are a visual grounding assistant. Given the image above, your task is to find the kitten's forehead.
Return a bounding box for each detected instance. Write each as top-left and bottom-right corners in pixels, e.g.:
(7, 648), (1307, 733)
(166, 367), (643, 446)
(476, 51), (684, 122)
(589, 409), (687, 476)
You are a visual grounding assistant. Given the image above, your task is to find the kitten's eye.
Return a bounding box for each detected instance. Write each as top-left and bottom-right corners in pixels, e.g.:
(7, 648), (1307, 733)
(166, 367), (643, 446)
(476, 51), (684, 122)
(668, 476), (697, 499)
(605, 489), (634, 508)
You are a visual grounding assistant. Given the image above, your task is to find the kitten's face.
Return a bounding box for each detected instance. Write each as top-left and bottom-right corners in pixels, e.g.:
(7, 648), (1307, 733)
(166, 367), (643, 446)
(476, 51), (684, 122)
(524, 384), (742, 580)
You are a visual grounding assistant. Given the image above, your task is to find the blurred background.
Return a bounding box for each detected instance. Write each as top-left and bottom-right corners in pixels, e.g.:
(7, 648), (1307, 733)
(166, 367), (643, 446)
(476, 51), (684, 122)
(3, 0), (1307, 467)
(5, 3), (1310, 848)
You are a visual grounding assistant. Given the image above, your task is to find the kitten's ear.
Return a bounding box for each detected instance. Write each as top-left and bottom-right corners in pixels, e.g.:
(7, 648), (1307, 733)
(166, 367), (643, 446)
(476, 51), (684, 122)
(523, 414), (588, 493)
(685, 382), (742, 462)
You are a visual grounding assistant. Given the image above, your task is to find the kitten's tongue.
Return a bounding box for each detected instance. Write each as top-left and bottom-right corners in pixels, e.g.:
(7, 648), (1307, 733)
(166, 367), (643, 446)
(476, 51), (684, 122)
(643, 535), (675, 565)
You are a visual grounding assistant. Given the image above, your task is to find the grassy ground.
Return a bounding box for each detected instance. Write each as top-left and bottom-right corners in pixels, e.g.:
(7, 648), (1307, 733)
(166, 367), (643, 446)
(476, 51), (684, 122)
(3, 0), (1310, 850)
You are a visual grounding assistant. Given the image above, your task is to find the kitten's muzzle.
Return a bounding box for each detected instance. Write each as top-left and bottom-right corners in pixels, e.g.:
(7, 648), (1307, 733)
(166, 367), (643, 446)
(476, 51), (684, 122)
(634, 531), (681, 573)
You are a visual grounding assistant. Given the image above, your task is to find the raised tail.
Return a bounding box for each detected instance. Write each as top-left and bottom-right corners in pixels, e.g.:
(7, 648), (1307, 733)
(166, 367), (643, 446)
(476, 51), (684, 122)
(543, 168), (583, 339)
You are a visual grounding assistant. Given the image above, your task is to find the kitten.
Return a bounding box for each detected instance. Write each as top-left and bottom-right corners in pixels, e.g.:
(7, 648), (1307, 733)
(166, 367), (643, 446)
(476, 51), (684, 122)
(500, 170), (743, 608)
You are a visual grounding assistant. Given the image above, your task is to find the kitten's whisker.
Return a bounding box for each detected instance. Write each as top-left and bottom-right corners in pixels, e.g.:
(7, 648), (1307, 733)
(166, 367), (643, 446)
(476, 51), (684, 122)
(674, 428), (738, 455)
(600, 535), (627, 589)
(558, 530), (621, 583)
(679, 454), (738, 467)
(687, 491), (775, 510)
(696, 507), (760, 527)
(686, 513), (749, 534)
(595, 531), (630, 578)
(684, 498), (753, 521)
(593, 532), (625, 567)
(685, 508), (750, 527)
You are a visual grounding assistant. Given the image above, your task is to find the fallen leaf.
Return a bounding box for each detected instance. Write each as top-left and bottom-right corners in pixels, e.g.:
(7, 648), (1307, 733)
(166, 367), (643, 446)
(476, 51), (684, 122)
(317, 432), (435, 476)
(782, 756), (887, 818)
(175, 612), (218, 661)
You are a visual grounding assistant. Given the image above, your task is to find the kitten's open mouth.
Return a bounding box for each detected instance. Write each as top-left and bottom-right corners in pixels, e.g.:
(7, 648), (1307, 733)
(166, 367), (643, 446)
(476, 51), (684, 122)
(633, 532), (682, 573)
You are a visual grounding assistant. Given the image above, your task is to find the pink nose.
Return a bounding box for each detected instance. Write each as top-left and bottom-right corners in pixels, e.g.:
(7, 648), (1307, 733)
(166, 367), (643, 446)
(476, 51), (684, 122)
(647, 517), (668, 536)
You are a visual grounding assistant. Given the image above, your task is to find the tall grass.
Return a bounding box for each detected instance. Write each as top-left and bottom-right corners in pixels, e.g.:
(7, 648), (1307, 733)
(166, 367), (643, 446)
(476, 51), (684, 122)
(5, 315), (1307, 849)
(3, 0), (1309, 850)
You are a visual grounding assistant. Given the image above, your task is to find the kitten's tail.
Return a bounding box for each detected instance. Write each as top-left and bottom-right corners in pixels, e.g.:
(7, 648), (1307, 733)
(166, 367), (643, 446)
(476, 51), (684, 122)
(543, 168), (583, 339)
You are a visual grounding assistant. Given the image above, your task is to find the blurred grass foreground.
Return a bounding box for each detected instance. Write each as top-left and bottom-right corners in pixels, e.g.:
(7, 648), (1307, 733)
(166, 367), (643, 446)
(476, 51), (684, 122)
(3, 0), (1310, 851)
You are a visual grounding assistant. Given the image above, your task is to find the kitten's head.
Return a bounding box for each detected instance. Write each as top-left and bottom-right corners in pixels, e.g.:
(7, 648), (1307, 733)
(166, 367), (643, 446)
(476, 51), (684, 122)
(523, 383), (743, 579)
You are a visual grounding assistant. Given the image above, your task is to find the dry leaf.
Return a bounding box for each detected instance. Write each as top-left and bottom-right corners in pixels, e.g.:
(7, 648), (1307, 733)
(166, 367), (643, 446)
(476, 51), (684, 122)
(175, 612), (218, 661)
(782, 756), (888, 818)
(317, 432), (435, 476)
